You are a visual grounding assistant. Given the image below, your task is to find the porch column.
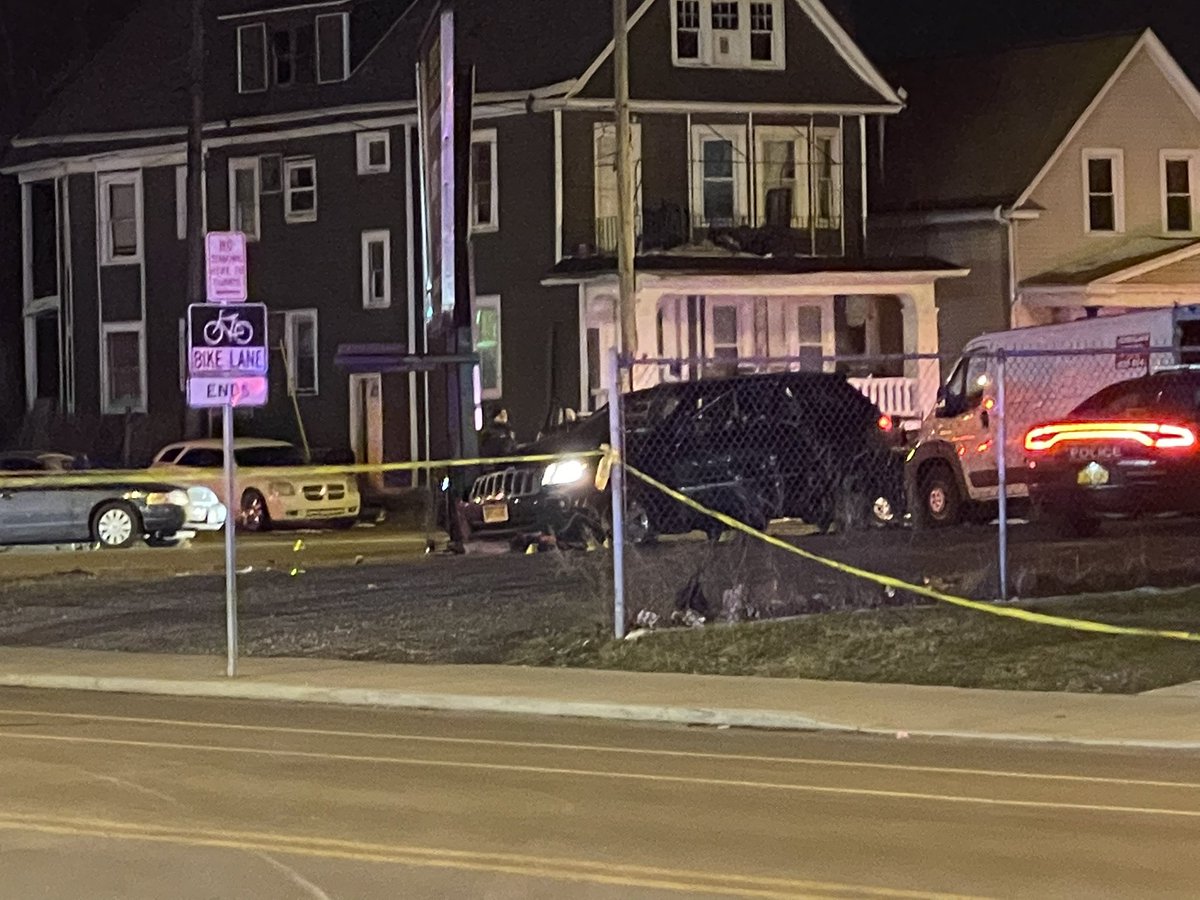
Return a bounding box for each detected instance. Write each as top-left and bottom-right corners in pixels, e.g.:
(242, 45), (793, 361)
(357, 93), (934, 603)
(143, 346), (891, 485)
(630, 286), (666, 390)
(899, 285), (940, 418)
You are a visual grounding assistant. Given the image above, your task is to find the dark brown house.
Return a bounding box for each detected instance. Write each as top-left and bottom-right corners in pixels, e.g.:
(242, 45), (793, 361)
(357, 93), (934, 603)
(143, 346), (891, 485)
(2, 0), (964, 470)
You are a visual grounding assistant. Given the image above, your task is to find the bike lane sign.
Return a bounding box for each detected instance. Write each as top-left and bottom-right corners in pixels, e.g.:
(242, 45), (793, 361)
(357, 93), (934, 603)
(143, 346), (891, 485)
(187, 303), (268, 408)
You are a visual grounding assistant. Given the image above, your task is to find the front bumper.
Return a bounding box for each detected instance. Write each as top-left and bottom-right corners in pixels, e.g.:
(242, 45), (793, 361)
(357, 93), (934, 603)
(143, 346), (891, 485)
(186, 503), (228, 531)
(139, 504), (187, 536)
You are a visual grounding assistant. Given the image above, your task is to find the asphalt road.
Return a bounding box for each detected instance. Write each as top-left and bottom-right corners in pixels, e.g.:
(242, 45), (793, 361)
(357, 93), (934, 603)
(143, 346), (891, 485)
(0, 689), (1196, 898)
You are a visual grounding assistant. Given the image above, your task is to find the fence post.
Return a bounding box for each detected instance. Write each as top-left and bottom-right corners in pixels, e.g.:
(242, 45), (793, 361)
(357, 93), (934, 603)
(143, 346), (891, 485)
(606, 348), (627, 640)
(995, 349), (1009, 602)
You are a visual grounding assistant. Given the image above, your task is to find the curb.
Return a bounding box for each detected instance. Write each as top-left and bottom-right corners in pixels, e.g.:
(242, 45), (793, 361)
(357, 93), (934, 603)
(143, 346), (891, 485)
(2, 672), (1200, 750)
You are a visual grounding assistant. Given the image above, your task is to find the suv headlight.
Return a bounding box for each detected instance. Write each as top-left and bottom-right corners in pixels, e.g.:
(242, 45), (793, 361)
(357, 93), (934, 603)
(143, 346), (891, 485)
(542, 459), (589, 487)
(269, 481), (297, 496)
(187, 486), (218, 505)
(145, 490), (188, 507)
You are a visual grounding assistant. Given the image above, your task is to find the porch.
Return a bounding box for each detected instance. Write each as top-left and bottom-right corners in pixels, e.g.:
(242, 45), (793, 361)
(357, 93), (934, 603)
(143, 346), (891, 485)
(554, 262), (966, 428)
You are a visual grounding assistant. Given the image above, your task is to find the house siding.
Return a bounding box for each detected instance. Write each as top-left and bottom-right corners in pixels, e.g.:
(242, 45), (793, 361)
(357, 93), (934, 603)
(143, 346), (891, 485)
(1018, 46), (1200, 282)
(474, 112), (579, 439)
(1126, 255), (1200, 285)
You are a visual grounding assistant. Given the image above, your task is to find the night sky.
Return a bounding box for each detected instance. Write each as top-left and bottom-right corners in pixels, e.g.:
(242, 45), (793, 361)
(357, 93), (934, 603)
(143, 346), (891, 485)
(2, 0), (1200, 138)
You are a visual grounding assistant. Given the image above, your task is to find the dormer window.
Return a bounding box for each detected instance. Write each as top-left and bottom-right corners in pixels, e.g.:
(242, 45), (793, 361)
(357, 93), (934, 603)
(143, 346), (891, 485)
(672, 0), (784, 70)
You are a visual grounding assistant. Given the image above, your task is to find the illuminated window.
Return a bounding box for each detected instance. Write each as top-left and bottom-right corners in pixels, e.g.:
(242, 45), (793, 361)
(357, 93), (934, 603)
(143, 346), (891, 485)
(474, 295), (502, 399)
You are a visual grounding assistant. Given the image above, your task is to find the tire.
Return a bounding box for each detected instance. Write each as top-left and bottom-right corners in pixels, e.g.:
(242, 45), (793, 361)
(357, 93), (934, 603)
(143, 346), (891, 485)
(239, 490), (271, 533)
(916, 464), (962, 528)
(92, 502), (140, 550)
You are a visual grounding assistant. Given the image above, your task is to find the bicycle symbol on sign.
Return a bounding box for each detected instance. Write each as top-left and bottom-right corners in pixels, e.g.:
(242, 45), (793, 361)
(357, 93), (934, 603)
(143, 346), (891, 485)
(203, 310), (255, 346)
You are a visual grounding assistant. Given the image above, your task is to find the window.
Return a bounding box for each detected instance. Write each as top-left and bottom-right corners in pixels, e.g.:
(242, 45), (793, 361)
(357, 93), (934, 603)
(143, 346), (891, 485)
(672, 0), (784, 69)
(474, 295), (502, 400)
(691, 125), (747, 227)
(361, 230), (392, 309)
(101, 323), (145, 414)
(1083, 149), (1123, 233)
(98, 171), (141, 265)
(237, 24), (267, 93)
(471, 129), (499, 233)
(749, 2), (777, 62)
(356, 131), (390, 175)
(179, 448), (223, 468)
(284, 158), (317, 223)
(812, 127), (842, 228)
(594, 122), (643, 251)
(229, 158), (260, 240)
(709, 303), (741, 360)
(675, 1), (700, 60)
(285, 310), (318, 396)
(1163, 153), (1197, 233)
(316, 13), (350, 84)
(755, 126), (808, 227)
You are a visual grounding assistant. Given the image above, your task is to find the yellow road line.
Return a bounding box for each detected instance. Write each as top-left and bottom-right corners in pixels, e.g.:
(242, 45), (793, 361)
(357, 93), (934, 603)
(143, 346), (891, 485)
(0, 811), (985, 900)
(2, 731), (1199, 819)
(625, 465), (1200, 643)
(0, 707), (1194, 792)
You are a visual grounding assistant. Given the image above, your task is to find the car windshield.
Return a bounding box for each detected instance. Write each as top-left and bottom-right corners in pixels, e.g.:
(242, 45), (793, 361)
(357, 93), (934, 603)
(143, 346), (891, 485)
(234, 446), (306, 467)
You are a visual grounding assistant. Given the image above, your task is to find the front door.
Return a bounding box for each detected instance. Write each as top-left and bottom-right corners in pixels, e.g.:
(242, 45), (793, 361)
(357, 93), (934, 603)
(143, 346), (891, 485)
(584, 297), (618, 410)
(349, 374), (384, 490)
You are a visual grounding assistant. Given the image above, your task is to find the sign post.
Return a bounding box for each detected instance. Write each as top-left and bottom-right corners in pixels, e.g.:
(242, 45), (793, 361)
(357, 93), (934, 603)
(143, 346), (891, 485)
(188, 231), (262, 677)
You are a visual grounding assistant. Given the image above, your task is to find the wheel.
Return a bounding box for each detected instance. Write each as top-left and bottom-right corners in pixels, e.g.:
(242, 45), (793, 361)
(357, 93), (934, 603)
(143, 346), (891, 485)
(916, 464), (962, 528)
(239, 490), (271, 532)
(92, 502), (140, 550)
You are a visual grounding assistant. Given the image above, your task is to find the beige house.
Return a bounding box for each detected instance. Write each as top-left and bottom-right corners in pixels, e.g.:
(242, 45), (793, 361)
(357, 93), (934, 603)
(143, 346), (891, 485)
(871, 30), (1200, 357)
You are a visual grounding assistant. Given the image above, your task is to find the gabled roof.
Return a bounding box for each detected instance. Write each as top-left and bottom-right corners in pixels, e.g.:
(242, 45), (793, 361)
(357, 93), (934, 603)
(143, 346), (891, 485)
(874, 31), (1144, 213)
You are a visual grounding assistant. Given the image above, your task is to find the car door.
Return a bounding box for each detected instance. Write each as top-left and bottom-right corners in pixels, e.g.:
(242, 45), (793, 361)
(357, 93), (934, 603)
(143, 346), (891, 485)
(0, 458), (72, 544)
(929, 354), (996, 499)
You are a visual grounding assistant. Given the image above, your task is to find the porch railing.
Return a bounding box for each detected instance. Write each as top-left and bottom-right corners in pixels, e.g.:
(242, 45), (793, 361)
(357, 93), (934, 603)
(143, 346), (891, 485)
(848, 376), (922, 424)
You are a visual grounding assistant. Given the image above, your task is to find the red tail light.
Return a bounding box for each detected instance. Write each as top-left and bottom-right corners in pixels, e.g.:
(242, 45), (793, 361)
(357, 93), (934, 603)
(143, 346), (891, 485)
(877, 414), (894, 433)
(1024, 421), (1198, 452)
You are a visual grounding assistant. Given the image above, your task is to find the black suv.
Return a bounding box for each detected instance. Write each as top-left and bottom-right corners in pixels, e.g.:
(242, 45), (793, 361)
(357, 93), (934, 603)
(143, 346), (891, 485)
(464, 372), (904, 542)
(1026, 369), (1200, 536)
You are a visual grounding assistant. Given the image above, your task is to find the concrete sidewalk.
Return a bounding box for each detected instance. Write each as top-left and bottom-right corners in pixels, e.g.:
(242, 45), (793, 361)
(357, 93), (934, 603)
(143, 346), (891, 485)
(0, 646), (1198, 748)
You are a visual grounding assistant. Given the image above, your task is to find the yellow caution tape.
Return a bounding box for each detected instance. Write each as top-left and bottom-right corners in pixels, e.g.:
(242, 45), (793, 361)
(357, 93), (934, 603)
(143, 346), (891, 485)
(0, 452), (602, 489)
(624, 463), (1200, 643)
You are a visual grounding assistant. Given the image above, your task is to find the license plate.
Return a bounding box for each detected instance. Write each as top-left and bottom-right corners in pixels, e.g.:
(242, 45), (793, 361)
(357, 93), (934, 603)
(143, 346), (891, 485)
(482, 502), (509, 524)
(1077, 462), (1110, 486)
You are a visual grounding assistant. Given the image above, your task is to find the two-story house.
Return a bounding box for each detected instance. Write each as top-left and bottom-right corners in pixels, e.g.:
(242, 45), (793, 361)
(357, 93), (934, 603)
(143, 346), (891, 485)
(872, 30), (1200, 360)
(2, 0), (965, 471)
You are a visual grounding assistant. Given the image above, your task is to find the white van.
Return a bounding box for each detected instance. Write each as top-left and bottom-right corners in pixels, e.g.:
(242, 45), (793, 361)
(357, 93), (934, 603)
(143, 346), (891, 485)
(908, 306), (1200, 526)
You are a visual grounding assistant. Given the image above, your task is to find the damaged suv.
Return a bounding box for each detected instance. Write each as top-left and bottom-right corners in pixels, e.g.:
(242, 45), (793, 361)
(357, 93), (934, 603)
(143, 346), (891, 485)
(465, 372), (904, 543)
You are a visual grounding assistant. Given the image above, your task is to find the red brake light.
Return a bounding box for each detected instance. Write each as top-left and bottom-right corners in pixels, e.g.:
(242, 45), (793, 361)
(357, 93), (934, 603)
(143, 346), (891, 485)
(877, 414), (894, 433)
(1024, 421), (1198, 452)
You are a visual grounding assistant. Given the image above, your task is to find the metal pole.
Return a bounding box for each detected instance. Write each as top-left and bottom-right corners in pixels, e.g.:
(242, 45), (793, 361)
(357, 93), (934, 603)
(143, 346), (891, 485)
(606, 348), (627, 640)
(222, 402), (239, 676)
(995, 350), (1009, 602)
(613, 0), (638, 365)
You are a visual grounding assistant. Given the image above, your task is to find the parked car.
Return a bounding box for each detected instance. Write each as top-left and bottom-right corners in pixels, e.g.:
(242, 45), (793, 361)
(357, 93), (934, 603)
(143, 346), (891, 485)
(150, 439), (360, 532)
(464, 373), (905, 543)
(1025, 369), (1200, 536)
(0, 451), (188, 549)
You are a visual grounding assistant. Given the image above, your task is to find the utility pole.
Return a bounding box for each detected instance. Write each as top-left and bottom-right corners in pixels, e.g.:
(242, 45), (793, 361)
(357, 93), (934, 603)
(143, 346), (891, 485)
(613, 0), (638, 365)
(185, 0), (206, 439)
(186, 0), (205, 305)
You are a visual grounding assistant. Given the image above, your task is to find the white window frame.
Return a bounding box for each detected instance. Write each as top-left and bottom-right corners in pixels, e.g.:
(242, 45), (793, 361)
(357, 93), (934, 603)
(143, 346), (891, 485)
(1161, 150), (1199, 235)
(706, 299), (751, 360)
(1082, 148), (1125, 235)
(285, 309), (319, 397)
(228, 157), (261, 241)
(473, 294), (503, 400)
(670, 0), (785, 70)
(237, 23), (268, 94)
(470, 129), (499, 234)
(811, 125), (843, 229)
(754, 124), (810, 227)
(361, 229), (392, 309)
(97, 170), (143, 266)
(283, 157), (318, 224)
(315, 12), (350, 84)
(100, 321), (147, 415)
(690, 123), (749, 227)
(356, 131), (391, 175)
